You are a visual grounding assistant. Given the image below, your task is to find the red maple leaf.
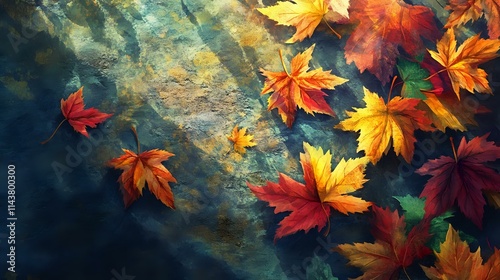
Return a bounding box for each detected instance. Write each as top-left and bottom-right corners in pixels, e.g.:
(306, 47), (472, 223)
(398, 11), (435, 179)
(416, 134), (500, 228)
(345, 0), (440, 84)
(336, 206), (432, 279)
(247, 142), (371, 240)
(41, 86), (113, 144)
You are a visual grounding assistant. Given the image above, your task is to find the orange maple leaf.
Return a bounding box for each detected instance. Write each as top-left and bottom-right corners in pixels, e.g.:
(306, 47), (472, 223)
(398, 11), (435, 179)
(428, 29), (500, 98)
(422, 225), (500, 280)
(335, 87), (433, 164)
(261, 44), (348, 128)
(445, 0), (500, 39)
(227, 126), (257, 154)
(345, 0), (439, 84)
(109, 127), (177, 208)
(257, 0), (347, 43)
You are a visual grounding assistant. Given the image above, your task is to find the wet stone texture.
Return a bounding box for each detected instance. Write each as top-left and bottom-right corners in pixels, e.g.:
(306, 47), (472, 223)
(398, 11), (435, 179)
(1, 0), (500, 279)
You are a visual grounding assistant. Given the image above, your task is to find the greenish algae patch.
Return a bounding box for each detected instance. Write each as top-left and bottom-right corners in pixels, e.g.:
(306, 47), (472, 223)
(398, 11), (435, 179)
(0, 76), (33, 100)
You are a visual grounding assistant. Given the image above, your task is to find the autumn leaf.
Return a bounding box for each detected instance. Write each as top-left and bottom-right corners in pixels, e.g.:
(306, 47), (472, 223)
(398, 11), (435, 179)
(335, 87), (433, 164)
(419, 90), (489, 132)
(257, 0), (347, 43)
(345, 0), (439, 84)
(416, 134), (500, 228)
(247, 142), (371, 240)
(260, 44), (348, 128)
(41, 86), (113, 144)
(109, 127), (177, 208)
(336, 205), (432, 280)
(397, 59), (433, 99)
(428, 29), (500, 98)
(227, 125), (257, 154)
(422, 225), (500, 280)
(445, 0), (500, 39)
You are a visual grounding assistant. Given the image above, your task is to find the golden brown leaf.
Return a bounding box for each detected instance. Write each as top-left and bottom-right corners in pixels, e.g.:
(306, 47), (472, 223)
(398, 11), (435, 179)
(419, 91), (479, 131)
(445, 0), (500, 39)
(422, 225), (500, 280)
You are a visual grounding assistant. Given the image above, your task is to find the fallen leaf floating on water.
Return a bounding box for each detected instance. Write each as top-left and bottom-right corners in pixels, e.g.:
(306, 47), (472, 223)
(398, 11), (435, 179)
(445, 0), (500, 39)
(247, 142), (371, 240)
(227, 125), (257, 154)
(336, 205), (432, 280)
(41, 86), (113, 144)
(109, 127), (177, 208)
(257, 0), (348, 43)
(416, 134), (500, 228)
(260, 44), (348, 128)
(422, 225), (500, 280)
(428, 28), (500, 98)
(335, 87), (434, 164)
(345, 0), (439, 84)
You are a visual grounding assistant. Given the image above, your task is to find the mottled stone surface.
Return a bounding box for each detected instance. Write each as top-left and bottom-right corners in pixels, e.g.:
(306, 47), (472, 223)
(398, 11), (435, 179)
(1, 0), (500, 279)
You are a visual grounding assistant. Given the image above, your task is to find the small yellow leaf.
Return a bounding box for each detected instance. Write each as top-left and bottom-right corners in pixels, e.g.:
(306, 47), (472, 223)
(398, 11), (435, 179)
(227, 126), (257, 154)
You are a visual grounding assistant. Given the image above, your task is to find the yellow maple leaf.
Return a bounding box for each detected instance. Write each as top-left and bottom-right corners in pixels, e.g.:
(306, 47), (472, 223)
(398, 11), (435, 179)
(302, 142), (371, 214)
(335, 87), (433, 164)
(257, 0), (347, 43)
(227, 126), (257, 154)
(428, 29), (500, 98)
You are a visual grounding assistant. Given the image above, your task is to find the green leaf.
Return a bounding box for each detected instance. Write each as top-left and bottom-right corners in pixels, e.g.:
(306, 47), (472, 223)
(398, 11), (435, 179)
(397, 59), (432, 100)
(429, 214), (476, 252)
(394, 195), (425, 227)
(306, 255), (338, 280)
(394, 195), (476, 252)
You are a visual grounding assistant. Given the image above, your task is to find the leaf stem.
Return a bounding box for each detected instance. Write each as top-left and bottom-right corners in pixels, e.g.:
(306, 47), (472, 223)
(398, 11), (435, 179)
(131, 126), (141, 154)
(450, 137), (457, 162)
(40, 119), (66, 145)
(388, 75), (398, 101)
(322, 17), (341, 39)
(278, 49), (290, 76)
(402, 267), (412, 280)
(424, 69), (447, 81)
(321, 203), (331, 237)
